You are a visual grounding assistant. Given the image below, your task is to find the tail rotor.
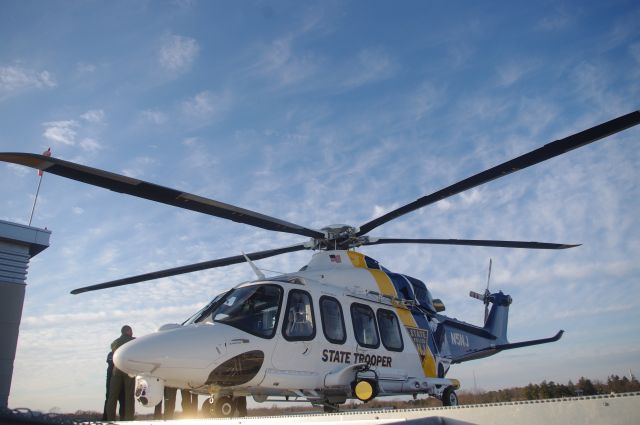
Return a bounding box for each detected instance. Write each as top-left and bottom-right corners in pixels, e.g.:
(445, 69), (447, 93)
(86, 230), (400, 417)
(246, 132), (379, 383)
(469, 259), (492, 325)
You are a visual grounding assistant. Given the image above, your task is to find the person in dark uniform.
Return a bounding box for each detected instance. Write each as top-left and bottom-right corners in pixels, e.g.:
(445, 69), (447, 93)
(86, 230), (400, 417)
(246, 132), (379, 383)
(102, 351), (125, 420)
(154, 388), (198, 419)
(153, 395), (162, 420)
(181, 389), (198, 417)
(153, 387), (178, 419)
(105, 325), (136, 421)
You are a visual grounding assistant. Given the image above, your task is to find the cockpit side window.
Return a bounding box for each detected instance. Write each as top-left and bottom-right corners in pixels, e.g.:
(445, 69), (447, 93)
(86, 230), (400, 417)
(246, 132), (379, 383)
(282, 289), (316, 341)
(351, 303), (379, 349)
(406, 275), (436, 314)
(377, 308), (404, 352)
(211, 284), (282, 339)
(320, 296), (346, 344)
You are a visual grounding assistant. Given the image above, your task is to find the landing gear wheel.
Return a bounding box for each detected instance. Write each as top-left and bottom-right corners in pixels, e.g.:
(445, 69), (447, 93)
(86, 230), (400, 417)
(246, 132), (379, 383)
(235, 396), (247, 417)
(214, 396), (235, 417)
(442, 386), (459, 406)
(323, 402), (339, 413)
(202, 396), (237, 418)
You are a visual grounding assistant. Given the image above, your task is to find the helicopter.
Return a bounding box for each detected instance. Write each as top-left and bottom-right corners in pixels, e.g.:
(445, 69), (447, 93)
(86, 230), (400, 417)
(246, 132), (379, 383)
(1, 110), (638, 417)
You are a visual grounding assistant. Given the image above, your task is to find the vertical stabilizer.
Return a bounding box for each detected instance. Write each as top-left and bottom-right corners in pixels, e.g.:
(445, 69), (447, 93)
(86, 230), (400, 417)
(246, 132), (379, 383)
(483, 291), (512, 342)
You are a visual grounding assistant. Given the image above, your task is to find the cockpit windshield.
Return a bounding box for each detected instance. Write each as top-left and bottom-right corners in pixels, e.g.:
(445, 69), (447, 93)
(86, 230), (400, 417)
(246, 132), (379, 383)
(196, 284), (282, 338)
(182, 289), (231, 326)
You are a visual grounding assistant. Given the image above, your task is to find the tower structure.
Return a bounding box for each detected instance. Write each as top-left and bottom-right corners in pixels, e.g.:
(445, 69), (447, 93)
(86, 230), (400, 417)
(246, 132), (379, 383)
(0, 220), (50, 408)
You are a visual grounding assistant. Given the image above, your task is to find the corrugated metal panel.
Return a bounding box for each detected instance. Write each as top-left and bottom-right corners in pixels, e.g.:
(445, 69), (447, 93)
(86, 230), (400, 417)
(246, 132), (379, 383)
(0, 243), (30, 285)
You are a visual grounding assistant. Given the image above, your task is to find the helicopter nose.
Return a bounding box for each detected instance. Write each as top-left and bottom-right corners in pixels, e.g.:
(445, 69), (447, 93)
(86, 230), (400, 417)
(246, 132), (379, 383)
(113, 324), (227, 376)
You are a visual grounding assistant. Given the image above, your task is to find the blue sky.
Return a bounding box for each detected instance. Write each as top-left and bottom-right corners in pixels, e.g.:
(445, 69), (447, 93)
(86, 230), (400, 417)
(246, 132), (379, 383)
(1, 0), (639, 413)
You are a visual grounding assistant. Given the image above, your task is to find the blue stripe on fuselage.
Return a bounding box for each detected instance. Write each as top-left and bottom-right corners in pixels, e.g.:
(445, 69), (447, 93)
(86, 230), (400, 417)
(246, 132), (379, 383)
(386, 272), (436, 352)
(364, 255), (381, 270)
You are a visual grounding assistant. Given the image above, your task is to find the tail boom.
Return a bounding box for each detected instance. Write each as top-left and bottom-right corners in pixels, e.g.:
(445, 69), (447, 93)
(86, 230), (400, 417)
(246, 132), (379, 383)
(436, 290), (563, 365)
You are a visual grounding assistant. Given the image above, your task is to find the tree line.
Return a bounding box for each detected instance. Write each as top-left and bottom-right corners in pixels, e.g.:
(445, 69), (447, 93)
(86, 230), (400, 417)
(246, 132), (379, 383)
(444, 374), (640, 405)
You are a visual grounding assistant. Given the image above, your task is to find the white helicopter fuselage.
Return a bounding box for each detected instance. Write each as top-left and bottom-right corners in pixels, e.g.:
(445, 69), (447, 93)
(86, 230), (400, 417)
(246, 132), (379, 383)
(115, 250), (455, 407)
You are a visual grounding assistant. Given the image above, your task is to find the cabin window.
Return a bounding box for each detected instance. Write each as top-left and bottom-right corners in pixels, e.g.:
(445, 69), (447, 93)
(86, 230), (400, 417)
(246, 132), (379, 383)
(377, 308), (404, 352)
(320, 296), (346, 344)
(351, 303), (379, 349)
(282, 289), (316, 341)
(211, 284), (282, 339)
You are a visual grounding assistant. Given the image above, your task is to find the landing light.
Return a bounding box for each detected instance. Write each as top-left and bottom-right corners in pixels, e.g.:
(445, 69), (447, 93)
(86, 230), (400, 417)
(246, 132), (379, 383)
(353, 379), (377, 402)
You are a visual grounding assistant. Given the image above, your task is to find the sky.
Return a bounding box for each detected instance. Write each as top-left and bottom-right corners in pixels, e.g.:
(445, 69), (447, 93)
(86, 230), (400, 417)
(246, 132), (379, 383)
(0, 0), (639, 414)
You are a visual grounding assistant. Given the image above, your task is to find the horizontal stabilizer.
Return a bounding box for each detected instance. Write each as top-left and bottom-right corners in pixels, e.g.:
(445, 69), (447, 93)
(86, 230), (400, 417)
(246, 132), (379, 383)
(452, 330), (564, 364)
(492, 330), (564, 351)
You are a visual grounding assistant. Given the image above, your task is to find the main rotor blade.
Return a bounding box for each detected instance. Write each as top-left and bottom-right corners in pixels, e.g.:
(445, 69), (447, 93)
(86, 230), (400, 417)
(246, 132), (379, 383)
(70, 243), (309, 294)
(363, 238), (580, 249)
(0, 153), (325, 239)
(357, 111), (640, 236)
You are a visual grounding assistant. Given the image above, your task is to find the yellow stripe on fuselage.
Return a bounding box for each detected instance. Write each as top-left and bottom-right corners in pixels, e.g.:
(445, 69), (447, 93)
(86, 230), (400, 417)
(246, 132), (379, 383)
(368, 269), (416, 327)
(346, 251), (437, 377)
(347, 251), (367, 268)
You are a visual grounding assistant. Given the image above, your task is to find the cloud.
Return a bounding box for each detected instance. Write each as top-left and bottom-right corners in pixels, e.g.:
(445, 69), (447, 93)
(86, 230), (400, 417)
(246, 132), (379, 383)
(341, 47), (397, 89)
(246, 7), (334, 90)
(597, 8), (640, 52)
(552, 303), (634, 320)
(252, 36), (322, 87)
(181, 137), (220, 170)
(171, 0), (196, 9)
(21, 303), (203, 328)
(80, 109), (105, 124)
(75, 62), (97, 74)
(140, 109), (168, 125)
(79, 138), (102, 152)
(535, 10), (572, 31)
(4, 163), (31, 176)
(0, 64), (56, 95)
(446, 43), (475, 69)
(158, 34), (200, 74)
(42, 120), (78, 146)
(496, 60), (537, 87)
(410, 81), (445, 121)
(570, 61), (626, 113)
(456, 95), (510, 121)
(121, 156), (157, 178)
(629, 42), (640, 65)
(262, 37), (293, 72)
(41, 110), (106, 151)
(180, 90), (232, 127)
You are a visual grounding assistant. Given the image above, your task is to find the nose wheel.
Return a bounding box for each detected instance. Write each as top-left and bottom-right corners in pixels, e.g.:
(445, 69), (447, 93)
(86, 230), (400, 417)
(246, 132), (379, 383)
(201, 395), (247, 418)
(441, 386), (459, 406)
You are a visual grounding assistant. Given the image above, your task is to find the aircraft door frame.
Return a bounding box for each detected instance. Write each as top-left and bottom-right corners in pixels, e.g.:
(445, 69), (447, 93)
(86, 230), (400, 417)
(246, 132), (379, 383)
(267, 288), (321, 389)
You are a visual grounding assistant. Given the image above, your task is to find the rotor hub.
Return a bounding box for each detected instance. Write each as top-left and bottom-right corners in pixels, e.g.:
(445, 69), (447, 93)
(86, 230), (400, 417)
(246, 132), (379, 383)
(315, 224), (360, 250)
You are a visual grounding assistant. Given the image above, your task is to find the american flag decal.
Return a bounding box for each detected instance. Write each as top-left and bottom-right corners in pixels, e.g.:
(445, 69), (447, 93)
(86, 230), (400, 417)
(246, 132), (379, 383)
(329, 254), (342, 263)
